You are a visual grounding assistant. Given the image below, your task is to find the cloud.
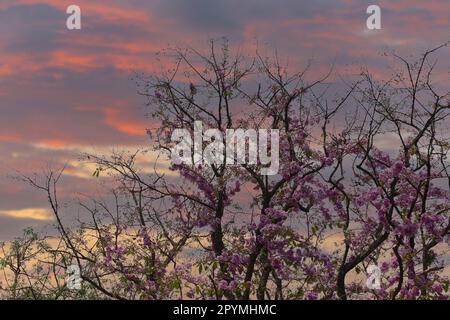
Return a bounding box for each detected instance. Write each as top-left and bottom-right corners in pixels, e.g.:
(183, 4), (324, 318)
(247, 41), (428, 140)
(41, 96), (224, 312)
(1, 0), (450, 240)
(102, 105), (148, 136)
(0, 208), (54, 221)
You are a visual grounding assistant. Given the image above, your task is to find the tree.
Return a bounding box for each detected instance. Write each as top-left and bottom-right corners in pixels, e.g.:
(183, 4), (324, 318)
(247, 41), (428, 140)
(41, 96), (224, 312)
(7, 39), (450, 300)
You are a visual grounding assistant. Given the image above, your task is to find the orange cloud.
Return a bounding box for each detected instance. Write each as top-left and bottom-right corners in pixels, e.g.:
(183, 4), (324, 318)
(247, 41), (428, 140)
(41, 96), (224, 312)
(0, 134), (23, 143)
(0, 208), (54, 221)
(49, 50), (98, 70)
(103, 106), (148, 136)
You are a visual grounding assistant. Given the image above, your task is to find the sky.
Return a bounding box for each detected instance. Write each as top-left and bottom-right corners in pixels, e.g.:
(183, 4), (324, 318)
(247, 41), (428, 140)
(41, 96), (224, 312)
(0, 0), (450, 240)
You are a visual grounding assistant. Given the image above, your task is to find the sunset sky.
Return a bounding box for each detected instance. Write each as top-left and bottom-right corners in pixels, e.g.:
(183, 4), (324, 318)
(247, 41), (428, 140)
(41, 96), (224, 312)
(1, 0), (450, 239)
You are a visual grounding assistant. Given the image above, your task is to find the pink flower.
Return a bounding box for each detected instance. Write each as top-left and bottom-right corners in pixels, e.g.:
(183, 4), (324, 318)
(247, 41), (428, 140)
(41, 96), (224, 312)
(306, 292), (318, 300)
(392, 160), (404, 177)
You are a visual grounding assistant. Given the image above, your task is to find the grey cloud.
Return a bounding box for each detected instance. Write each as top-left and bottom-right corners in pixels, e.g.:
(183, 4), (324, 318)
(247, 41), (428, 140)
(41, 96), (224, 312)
(0, 4), (63, 54)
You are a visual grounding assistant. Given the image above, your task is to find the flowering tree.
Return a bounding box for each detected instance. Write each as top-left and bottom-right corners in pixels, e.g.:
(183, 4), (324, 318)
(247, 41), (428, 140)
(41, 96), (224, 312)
(5, 39), (450, 300)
